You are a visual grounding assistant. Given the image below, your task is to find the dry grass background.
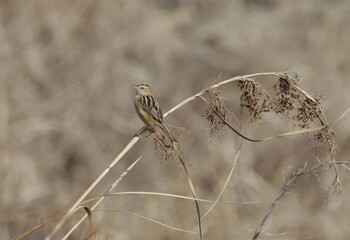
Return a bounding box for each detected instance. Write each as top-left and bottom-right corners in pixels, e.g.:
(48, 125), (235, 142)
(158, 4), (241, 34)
(1, 0), (350, 239)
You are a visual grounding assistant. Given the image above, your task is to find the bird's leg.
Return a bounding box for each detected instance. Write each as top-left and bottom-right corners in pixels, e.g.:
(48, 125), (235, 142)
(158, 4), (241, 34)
(134, 126), (148, 139)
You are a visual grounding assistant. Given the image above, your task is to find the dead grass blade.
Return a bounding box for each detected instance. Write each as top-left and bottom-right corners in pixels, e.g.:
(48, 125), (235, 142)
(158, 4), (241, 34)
(176, 153), (203, 240)
(201, 147), (242, 221)
(45, 139), (141, 239)
(62, 156), (141, 240)
(13, 220), (52, 240)
(103, 191), (259, 205)
(93, 208), (198, 234)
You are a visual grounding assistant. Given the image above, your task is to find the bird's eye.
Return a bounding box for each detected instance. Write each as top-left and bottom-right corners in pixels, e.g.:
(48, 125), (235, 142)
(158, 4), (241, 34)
(140, 86), (144, 89)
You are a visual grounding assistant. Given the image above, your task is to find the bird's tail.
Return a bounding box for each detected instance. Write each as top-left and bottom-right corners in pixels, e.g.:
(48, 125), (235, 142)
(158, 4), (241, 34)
(159, 123), (177, 146)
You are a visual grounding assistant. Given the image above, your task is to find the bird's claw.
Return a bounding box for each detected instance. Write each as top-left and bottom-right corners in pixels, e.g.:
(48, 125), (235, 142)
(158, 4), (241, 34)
(134, 132), (142, 139)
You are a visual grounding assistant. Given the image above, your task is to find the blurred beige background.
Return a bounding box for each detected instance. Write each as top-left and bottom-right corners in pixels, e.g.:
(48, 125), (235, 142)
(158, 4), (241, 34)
(1, 0), (350, 239)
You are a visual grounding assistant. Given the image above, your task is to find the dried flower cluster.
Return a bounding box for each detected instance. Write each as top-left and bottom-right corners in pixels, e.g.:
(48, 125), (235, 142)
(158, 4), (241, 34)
(272, 74), (325, 128)
(314, 127), (336, 155)
(204, 88), (230, 140)
(294, 98), (323, 128)
(202, 73), (336, 157)
(238, 79), (270, 122)
(152, 130), (179, 163)
(202, 74), (336, 157)
(272, 75), (300, 116)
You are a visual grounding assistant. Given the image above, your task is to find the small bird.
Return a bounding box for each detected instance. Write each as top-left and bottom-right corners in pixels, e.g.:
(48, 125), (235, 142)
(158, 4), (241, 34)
(134, 83), (176, 144)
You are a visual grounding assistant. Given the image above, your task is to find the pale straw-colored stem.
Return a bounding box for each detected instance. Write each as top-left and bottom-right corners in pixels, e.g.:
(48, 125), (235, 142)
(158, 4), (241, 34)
(61, 157), (141, 239)
(45, 139), (140, 240)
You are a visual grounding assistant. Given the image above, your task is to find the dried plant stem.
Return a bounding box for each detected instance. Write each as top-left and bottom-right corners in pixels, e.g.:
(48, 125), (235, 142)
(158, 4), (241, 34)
(92, 209), (197, 234)
(201, 143), (241, 220)
(14, 220), (52, 240)
(199, 96), (259, 142)
(62, 157), (142, 240)
(176, 152), (203, 240)
(252, 161), (350, 240)
(15, 157), (141, 240)
(165, 72), (280, 118)
(45, 141), (141, 239)
(103, 191), (258, 205)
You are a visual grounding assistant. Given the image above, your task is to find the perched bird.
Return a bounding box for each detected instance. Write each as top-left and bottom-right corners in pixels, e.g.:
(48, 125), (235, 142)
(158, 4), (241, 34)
(134, 83), (176, 144)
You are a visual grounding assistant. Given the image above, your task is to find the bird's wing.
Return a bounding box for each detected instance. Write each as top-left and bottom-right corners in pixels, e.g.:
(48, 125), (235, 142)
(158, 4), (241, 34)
(141, 95), (164, 123)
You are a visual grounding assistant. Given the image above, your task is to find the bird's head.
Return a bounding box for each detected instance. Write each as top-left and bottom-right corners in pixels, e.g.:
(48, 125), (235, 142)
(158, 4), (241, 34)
(134, 83), (152, 95)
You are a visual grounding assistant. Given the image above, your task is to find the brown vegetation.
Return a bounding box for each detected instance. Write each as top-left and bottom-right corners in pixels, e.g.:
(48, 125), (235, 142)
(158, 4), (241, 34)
(1, 1), (350, 240)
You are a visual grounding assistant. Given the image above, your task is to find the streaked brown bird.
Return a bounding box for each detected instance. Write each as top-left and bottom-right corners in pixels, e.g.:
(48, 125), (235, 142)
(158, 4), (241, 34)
(134, 83), (176, 143)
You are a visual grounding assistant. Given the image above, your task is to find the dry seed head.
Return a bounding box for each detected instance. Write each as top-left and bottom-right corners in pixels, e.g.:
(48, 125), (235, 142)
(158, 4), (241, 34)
(152, 130), (179, 163)
(313, 127), (337, 157)
(271, 74), (299, 116)
(271, 73), (325, 129)
(238, 79), (270, 122)
(204, 88), (230, 140)
(293, 97), (323, 128)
